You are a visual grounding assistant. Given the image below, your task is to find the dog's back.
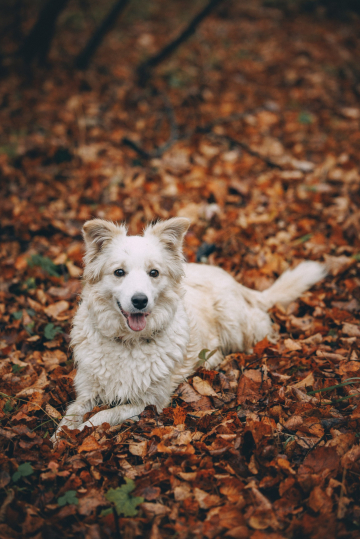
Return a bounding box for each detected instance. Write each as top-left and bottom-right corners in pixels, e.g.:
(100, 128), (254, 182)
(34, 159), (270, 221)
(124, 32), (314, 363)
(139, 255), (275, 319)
(182, 261), (327, 368)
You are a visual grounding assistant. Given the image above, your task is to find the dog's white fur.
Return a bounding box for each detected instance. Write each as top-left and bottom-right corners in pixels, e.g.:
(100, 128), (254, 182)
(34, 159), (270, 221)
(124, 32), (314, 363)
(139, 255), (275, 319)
(52, 218), (327, 440)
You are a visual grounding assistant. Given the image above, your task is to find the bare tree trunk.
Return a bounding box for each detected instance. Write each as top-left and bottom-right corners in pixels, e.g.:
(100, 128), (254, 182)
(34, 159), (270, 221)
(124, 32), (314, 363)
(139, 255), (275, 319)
(18, 0), (69, 65)
(75, 0), (130, 70)
(137, 0), (225, 86)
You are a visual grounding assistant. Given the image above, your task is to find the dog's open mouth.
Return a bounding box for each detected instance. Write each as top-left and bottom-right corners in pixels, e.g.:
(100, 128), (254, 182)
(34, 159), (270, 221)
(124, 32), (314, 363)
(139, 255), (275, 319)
(117, 302), (149, 332)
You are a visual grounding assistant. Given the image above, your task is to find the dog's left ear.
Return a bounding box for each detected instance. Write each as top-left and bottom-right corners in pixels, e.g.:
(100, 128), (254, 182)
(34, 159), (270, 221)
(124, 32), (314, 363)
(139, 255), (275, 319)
(145, 218), (190, 254)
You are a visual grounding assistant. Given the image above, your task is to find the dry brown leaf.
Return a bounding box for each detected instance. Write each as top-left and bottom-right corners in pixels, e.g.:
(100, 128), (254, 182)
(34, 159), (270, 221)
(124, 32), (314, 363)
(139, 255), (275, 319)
(289, 372), (315, 390)
(284, 339), (302, 351)
(17, 370), (49, 397)
(324, 255), (355, 276)
(44, 301), (69, 319)
(129, 441), (148, 457)
(342, 323), (360, 338)
(45, 404), (62, 420)
(78, 489), (107, 516)
(194, 487), (221, 509)
(192, 376), (218, 397)
(78, 436), (101, 453)
(140, 503), (170, 516)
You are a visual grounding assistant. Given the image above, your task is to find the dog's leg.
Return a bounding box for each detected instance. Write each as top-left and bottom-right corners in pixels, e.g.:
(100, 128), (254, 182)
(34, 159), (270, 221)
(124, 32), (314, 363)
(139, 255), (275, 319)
(76, 403), (145, 431)
(51, 398), (92, 442)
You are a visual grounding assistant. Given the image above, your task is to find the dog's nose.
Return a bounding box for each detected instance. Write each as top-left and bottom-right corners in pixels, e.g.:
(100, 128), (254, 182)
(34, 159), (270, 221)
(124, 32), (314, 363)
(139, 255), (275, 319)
(131, 293), (148, 310)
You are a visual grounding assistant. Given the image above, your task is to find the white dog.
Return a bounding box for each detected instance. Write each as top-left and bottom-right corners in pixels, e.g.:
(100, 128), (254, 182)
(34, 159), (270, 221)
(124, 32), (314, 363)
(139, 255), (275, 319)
(52, 218), (326, 440)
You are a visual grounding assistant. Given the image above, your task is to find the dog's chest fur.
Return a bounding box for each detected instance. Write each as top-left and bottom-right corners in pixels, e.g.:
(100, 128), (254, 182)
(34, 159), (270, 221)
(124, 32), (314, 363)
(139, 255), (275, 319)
(72, 300), (190, 407)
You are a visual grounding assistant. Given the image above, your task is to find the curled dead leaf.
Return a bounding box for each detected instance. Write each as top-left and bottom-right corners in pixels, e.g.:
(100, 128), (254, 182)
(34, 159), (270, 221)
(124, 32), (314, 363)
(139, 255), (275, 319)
(45, 404), (62, 420)
(78, 436), (101, 453)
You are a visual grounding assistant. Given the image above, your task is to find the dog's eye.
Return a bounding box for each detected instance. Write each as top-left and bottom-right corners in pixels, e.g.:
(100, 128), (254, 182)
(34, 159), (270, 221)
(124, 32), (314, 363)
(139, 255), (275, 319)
(149, 269), (159, 278)
(114, 269), (125, 277)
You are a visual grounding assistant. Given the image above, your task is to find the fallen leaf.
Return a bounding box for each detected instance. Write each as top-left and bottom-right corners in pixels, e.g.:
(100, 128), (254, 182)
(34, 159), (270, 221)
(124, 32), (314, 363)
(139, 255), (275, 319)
(342, 323), (360, 338)
(289, 372), (315, 390)
(194, 487), (221, 509)
(192, 376), (218, 397)
(78, 489), (107, 516)
(129, 441), (148, 457)
(78, 436), (101, 453)
(44, 301), (69, 319)
(45, 404), (62, 420)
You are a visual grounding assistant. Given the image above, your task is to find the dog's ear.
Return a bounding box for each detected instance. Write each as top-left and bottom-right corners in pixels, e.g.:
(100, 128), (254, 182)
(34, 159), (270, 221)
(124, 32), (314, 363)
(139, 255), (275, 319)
(83, 219), (126, 280)
(145, 218), (190, 253)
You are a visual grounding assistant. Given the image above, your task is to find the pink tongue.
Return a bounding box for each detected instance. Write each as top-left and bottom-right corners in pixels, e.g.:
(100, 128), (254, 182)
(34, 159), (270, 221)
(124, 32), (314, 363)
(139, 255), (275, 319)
(128, 314), (146, 332)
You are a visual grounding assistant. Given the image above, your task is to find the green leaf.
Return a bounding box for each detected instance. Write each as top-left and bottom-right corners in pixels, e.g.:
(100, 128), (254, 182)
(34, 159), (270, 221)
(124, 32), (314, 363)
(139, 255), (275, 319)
(198, 349), (210, 361)
(102, 478), (144, 517)
(26, 308), (36, 317)
(101, 508), (113, 517)
(44, 323), (62, 340)
(24, 322), (35, 335)
(12, 462), (34, 482)
(294, 233), (312, 245)
(24, 277), (37, 290)
(28, 254), (60, 277)
(12, 364), (25, 374)
(298, 111), (314, 124)
(57, 490), (79, 507)
(0, 144), (17, 158)
(198, 348), (217, 365)
(4, 400), (13, 413)
(12, 311), (23, 320)
(284, 435), (295, 448)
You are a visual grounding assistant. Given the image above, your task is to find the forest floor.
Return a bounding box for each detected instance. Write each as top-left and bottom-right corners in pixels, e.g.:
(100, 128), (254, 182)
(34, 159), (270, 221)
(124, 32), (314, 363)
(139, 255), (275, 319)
(1, 2), (360, 538)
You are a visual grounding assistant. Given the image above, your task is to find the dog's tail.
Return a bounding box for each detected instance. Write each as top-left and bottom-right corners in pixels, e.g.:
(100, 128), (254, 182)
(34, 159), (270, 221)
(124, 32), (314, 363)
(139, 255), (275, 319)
(256, 261), (327, 311)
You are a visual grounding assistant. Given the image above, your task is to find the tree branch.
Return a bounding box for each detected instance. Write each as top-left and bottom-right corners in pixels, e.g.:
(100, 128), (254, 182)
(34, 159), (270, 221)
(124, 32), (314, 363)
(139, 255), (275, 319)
(18, 0), (69, 65)
(75, 0), (130, 70)
(137, 0), (225, 86)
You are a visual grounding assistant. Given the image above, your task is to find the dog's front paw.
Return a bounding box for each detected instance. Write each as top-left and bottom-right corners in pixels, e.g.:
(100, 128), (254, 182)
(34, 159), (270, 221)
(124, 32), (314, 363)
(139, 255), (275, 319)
(76, 419), (96, 431)
(50, 429), (62, 444)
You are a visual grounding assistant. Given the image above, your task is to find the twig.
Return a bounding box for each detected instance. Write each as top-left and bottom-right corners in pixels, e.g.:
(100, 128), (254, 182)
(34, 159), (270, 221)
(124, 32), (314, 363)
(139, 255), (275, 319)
(0, 489), (14, 523)
(0, 391), (59, 426)
(113, 506), (122, 539)
(337, 467), (347, 519)
(75, 0), (130, 69)
(122, 102), (284, 169)
(209, 132), (284, 169)
(303, 433), (326, 460)
(137, 0), (225, 86)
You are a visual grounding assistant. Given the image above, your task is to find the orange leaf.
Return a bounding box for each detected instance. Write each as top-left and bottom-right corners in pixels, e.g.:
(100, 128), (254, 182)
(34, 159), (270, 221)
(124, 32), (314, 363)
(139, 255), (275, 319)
(253, 337), (270, 356)
(173, 406), (187, 426)
(78, 435), (101, 453)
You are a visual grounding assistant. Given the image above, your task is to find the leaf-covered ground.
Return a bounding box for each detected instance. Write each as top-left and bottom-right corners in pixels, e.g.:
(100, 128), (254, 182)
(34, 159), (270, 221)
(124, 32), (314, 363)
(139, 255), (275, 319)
(1, 2), (360, 538)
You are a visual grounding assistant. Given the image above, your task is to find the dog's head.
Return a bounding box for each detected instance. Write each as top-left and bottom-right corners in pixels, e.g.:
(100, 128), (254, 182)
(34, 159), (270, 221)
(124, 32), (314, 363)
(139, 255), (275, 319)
(82, 217), (190, 336)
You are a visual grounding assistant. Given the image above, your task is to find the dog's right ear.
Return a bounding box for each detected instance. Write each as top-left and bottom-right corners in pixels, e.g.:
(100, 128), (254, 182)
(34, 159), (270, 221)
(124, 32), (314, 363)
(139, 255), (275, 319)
(83, 219), (126, 278)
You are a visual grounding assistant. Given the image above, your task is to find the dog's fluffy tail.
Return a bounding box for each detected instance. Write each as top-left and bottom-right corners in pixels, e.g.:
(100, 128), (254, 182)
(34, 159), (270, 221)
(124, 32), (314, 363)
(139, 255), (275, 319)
(258, 261), (327, 310)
